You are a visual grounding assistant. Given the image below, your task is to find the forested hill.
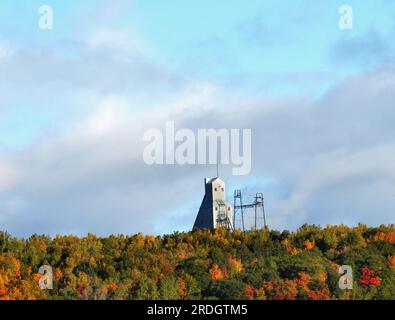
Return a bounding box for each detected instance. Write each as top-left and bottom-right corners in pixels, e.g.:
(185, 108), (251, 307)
(1, 224), (394, 300)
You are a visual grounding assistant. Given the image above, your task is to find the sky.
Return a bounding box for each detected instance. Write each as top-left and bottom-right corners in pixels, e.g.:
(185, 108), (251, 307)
(0, 0), (394, 237)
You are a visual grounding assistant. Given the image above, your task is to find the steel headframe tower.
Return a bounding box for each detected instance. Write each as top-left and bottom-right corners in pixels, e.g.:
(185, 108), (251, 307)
(193, 178), (234, 231)
(233, 190), (267, 232)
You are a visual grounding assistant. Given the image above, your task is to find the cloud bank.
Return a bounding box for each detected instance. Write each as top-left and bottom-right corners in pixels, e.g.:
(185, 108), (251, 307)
(0, 21), (394, 236)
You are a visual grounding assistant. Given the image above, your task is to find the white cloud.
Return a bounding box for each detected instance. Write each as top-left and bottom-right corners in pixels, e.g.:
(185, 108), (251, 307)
(0, 25), (394, 236)
(1, 63), (395, 236)
(86, 28), (144, 63)
(0, 162), (21, 192)
(0, 40), (14, 64)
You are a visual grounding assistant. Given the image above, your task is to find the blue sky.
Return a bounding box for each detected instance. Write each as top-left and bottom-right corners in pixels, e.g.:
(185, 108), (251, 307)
(1, 0), (394, 146)
(0, 1), (394, 236)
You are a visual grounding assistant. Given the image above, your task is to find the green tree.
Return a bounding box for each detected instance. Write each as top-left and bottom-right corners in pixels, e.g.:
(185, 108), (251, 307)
(159, 276), (179, 300)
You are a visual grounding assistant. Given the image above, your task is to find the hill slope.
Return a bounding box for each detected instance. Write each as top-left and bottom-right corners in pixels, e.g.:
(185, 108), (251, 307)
(0, 224), (394, 300)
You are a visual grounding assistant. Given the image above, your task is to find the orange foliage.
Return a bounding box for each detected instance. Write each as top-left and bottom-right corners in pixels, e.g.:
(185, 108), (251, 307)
(177, 277), (186, 299)
(388, 256), (395, 269)
(263, 279), (298, 300)
(54, 268), (63, 281)
(163, 261), (175, 274)
(304, 239), (315, 250)
(373, 232), (395, 244)
(297, 272), (311, 292)
(0, 285), (8, 298)
(107, 282), (118, 292)
(307, 288), (331, 300)
(244, 284), (255, 300)
(209, 263), (225, 281)
(0, 257), (45, 300)
(0, 225), (394, 300)
(33, 273), (42, 283)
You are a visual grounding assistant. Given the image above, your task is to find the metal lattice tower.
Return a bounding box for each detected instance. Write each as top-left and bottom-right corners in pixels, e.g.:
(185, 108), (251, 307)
(233, 190), (267, 232)
(216, 200), (234, 230)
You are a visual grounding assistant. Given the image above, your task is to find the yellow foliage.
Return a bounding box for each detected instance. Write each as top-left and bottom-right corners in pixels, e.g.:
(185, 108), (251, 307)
(317, 271), (327, 285)
(288, 246), (300, 255)
(255, 287), (266, 300)
(227, 256), (244, 276)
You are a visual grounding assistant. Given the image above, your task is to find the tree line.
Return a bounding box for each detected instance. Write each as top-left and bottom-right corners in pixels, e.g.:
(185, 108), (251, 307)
(0, 224), (394, 300)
